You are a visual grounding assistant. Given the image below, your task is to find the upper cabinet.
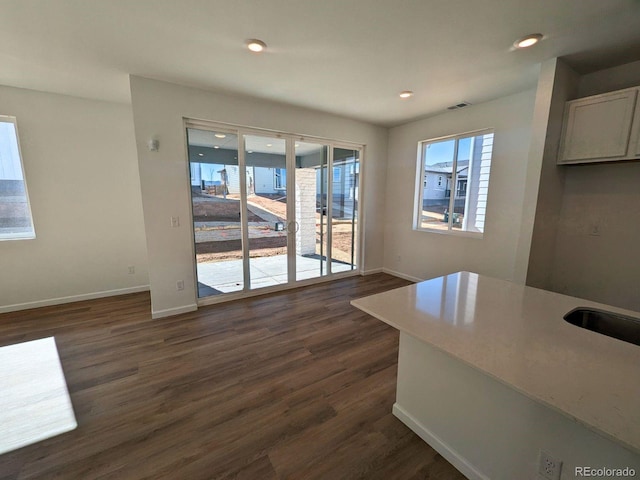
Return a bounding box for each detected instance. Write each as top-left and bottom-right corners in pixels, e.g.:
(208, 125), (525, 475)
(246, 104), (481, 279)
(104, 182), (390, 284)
(558, 87), (640, 164)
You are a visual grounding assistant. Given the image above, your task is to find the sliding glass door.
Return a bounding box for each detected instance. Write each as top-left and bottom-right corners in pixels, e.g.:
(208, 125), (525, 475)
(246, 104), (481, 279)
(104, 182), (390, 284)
(187, 122), (361, 301)
(186, 128), (244, 297)
(330, 147), (359, 273)
(294, 141), (329, 280)
(244, 134), (289, 290)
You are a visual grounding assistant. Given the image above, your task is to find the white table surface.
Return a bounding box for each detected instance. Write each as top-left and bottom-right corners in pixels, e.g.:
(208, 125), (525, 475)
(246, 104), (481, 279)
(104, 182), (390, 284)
(0, 337), (77, 455)
(351, 271), (640, 454)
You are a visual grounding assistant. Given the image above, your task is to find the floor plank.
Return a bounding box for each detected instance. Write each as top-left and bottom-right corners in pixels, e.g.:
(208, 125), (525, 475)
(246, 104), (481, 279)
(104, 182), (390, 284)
(0, 274), (466, 480)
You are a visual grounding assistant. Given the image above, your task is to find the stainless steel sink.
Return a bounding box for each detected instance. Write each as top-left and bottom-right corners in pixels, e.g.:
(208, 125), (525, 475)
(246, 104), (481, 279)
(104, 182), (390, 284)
(564, 308), (640, 346)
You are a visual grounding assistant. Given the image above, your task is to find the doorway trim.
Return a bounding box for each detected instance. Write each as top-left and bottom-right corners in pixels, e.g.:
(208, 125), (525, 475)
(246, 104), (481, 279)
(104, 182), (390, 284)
(184, 118), (365, 307)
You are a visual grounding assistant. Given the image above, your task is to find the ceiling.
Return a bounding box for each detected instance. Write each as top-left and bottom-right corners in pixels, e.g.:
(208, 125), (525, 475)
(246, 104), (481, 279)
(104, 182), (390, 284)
(2, 0), (640, 127)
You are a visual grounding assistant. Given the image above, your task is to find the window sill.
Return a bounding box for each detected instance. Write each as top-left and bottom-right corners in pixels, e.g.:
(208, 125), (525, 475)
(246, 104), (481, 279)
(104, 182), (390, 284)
(413, 227), (484, 239)
(0, 232), (36, 241)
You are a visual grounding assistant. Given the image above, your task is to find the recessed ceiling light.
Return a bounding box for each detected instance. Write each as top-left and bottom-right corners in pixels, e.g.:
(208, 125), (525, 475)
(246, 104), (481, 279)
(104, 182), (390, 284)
(266, 143), (272, 147)
(198, 153), (204, 157)
(214, 133), (226, 138)
(214, 146), (220, 149)
(248, 150), (253, 154)
(247, 39), (267, 53)
(514, 34), (543, 49)
(399, 91), (414, 99)
(295, 143), (300, 148)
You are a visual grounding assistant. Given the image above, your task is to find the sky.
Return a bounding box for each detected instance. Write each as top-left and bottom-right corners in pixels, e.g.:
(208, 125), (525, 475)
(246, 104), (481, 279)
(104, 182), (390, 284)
(424, 137), (472, 168)
(0, 122), (24, 181)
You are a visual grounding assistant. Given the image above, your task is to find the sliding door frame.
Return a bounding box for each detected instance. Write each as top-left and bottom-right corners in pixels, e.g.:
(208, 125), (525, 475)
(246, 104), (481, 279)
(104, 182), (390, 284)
(184, 118), (364, 308)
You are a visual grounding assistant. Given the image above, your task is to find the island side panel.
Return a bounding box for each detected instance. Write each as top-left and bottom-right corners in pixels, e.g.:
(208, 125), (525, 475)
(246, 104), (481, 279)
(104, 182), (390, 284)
(393, 332), (640, 480)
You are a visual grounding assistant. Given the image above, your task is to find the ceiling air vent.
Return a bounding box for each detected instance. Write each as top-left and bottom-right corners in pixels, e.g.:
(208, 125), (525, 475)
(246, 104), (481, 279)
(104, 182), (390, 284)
(447, 102), (471, 110)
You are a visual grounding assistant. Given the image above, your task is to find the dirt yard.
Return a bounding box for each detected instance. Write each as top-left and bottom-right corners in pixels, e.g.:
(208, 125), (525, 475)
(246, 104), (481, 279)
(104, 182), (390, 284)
(192, 195), (263, 222)
(194, 193), (356, 265)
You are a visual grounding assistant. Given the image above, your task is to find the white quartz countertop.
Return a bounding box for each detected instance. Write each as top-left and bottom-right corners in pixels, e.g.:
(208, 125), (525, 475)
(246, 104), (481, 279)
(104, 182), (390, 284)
(351, 271), (640, 454)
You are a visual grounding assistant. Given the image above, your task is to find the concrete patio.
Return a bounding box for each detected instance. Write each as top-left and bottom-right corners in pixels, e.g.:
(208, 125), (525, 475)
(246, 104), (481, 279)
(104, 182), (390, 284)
(197, 254), (354, 296)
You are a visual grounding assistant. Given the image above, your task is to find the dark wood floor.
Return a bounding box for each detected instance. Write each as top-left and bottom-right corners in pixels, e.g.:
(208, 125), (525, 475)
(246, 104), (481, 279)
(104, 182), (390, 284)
(0, 274), (466, 480)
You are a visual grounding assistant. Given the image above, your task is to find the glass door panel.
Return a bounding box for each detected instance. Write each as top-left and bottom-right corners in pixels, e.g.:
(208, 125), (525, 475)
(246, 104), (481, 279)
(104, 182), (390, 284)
(188, 122), (362, 302)
(294, 141), (329, 281)
(244, 135), (288, 290)
(330, 147), (359, 273)
(187, 128), (243, 297)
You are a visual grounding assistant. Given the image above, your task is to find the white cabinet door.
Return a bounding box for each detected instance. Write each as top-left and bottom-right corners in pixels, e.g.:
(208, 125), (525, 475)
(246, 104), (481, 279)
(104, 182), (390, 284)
(558, 89), (637, 164)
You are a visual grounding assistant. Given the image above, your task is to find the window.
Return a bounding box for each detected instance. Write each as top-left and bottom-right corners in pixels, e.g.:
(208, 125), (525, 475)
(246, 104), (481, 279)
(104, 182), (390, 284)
(415, 129), (493, 236)
(274, 167), (286, 190)
(0, 116), (35, 240)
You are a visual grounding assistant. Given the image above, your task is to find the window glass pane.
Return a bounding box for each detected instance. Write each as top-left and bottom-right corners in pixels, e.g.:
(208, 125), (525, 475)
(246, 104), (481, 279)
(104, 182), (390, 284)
(465, 133), (493, 232)
(245, 135), (288, 290)
(331, 148), (358, 273)
(459, 132), (493, 233)
(451, 137), (472, 231)
(295, 141), (329, 281)
(0, 117), (35, 240)
(274, 168), (286, 190)
(420, 139), (454, 231)
(417, 131), (493, 235)
(187, 128), (243, 297)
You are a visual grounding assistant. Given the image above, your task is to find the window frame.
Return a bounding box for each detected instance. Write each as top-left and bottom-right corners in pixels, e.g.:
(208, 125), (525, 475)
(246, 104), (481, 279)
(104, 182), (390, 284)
(0, 115), (36, 241)
(273, 167), (286, 190)
(413, 128), (494, 238)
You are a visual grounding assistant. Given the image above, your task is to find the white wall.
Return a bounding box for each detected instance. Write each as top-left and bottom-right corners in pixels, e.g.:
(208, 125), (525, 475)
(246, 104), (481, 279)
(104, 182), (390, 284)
(129, 76), (388, 318)
(546, 60), (640, 311)
(383, 89), (536, 283)
(0, 85), (148, 312)
(550, 162), (640, 311)
(578, 59), (640, 97)
(525, 59), (579, 289)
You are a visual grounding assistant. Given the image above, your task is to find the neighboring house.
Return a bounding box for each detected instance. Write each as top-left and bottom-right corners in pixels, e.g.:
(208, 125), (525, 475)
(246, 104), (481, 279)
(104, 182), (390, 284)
(421, 131), (492, 234)
(316, 163), (359, 201)
(422, 160), (469, 205)
(191, 159), (359, 209)
(190, 163), (291, 196)
(254, 167), (284, 195)
(190, 163), (253, 195)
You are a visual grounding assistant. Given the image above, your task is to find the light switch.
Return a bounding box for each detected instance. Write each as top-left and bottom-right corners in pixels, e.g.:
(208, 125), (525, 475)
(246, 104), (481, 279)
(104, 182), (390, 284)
(170, 216), (180, 228)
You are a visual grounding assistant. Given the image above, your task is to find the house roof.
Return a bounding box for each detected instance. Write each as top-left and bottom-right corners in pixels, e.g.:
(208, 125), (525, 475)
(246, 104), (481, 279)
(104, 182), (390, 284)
(424, 159), (469, 175)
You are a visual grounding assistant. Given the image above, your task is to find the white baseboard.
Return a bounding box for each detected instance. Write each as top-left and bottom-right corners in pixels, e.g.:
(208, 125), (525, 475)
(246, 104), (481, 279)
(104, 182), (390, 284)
(382, 268), (424, 283)
(361, 268), (383, 275)
(392, 403), (488, 480)
(152, 303), (198, 319)
(0, 285), (150, 315)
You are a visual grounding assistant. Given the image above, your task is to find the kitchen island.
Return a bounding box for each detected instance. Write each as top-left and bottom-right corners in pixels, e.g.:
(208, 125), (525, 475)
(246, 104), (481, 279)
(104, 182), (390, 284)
(352, 272), (640, 479)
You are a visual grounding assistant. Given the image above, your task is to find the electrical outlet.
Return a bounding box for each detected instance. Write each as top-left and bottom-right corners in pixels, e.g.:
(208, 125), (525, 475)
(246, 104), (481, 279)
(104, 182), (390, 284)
(176, 280), (185, 291)
(127, 266), (135, 275)
(538, 450), (562, 480)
